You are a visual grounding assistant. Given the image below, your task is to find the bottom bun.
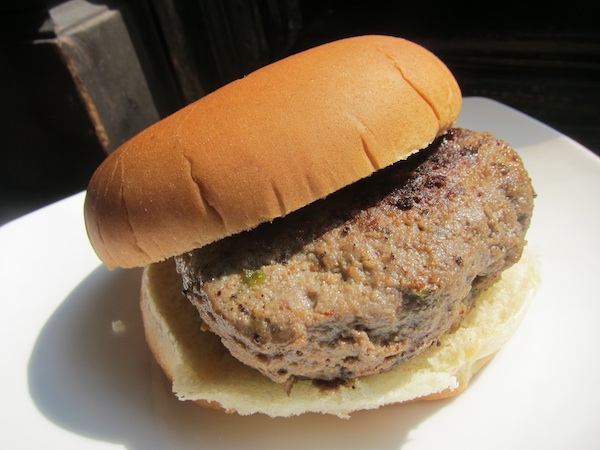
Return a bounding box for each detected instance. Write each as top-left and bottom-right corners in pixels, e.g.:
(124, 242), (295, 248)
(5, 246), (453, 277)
(141, 247), (539, 419)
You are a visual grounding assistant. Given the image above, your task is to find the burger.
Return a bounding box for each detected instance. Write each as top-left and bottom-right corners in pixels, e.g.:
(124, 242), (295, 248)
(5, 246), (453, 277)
(84, 35), (538, 418)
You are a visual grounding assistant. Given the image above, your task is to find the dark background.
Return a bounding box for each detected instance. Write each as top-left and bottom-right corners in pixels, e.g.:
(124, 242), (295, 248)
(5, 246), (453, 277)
(1, 0), (598, 225)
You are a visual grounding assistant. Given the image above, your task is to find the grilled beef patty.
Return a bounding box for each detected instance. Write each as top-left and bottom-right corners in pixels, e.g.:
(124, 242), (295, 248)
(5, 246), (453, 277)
(175, 128), (534, 384)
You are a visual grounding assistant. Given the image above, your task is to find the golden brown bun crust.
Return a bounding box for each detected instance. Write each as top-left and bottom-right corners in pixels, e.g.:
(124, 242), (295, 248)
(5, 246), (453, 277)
(85, 35), (461, 269)
(140, 248), (539, 418)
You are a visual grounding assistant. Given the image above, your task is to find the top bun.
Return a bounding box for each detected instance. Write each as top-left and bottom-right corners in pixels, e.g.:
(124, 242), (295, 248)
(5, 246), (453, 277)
(84, 35), (461, 269)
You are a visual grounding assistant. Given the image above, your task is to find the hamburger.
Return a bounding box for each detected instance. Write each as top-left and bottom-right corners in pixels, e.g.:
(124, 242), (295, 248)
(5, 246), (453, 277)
(84, 35), (538, 418)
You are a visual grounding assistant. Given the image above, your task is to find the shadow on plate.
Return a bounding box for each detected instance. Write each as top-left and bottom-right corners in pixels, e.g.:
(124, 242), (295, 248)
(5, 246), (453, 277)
(28, 264), (453, 450)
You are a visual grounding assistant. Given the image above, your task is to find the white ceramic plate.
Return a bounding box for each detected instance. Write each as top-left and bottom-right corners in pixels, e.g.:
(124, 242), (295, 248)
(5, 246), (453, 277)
(2, 97), (599, 449)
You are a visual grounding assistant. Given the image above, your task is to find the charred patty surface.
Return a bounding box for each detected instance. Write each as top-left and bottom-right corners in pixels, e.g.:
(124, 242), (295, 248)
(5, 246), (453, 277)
(175, 128), (535, 384)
